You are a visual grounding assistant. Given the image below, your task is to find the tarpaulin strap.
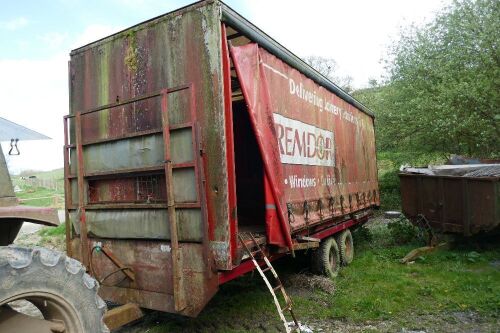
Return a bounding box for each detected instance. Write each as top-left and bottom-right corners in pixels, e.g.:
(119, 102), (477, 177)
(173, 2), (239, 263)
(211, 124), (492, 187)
(303, 201), (309, 221)
(328, 196), (335, 214)
(286, 203), (295, 224)
(318, 199), (323, 219)
(340, 195), (345, 212)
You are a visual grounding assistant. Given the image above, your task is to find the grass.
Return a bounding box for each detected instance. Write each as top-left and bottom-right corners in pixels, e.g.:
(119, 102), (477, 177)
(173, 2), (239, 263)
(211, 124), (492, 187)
(11, 168), (64, 208)
(15, 186), (63, 208)
(39, 222), (66, 238)
(332, 243), (499, 321)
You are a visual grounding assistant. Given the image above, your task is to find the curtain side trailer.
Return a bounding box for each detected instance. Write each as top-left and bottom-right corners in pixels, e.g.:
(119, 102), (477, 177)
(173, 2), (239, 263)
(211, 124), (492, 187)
(66, 0), (379, 317)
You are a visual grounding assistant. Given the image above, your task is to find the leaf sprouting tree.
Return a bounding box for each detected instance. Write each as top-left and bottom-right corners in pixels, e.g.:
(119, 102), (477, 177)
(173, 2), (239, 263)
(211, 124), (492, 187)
(356, 0), (499, 158)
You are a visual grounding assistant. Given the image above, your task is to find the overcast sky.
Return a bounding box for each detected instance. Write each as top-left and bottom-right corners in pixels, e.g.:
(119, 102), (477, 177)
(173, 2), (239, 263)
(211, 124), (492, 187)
(1, 0), (448, 173)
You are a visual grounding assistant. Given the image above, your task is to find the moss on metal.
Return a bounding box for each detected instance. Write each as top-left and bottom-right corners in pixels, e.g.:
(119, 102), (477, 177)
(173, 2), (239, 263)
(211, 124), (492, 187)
(124, 31), (139, 73)
(98, 43), (110, 137)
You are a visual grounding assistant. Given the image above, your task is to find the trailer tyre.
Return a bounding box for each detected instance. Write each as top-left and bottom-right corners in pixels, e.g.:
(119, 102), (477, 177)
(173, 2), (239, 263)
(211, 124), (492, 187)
(312, 237), (340, 279)
(336, 230), (354, 266)
(0, 245), (108, 333)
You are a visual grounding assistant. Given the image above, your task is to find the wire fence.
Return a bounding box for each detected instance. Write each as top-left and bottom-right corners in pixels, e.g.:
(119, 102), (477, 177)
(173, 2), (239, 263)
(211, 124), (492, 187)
(18, 178), (64, 192)
(18, 195), (64, 208)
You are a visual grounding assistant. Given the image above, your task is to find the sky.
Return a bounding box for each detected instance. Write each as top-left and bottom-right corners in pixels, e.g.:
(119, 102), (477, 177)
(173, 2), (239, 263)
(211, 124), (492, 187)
(1, 0), (449, 174)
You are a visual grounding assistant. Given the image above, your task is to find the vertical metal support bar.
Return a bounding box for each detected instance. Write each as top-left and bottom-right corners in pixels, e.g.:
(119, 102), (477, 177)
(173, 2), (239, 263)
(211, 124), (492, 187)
(439, 177), (446, 226)
(462, 179), (470, 236)
(221, 24), (238, 265)
(75, 113), (89, 267)
(417, 177), (423, 216)
(63, 117), (72, 257)
(189, 85), (213, 278)
(160, 91), (185, 312)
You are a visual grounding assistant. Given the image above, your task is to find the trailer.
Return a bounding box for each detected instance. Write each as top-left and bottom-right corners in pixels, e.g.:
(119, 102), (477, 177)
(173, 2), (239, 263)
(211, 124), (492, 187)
(64, 0), (379, 324)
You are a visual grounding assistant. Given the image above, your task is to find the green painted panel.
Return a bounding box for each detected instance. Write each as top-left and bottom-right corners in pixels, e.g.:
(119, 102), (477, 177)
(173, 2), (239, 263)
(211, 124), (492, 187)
(168, 89), (191, 126)
(83, 134), (164, 173)
(171, 128), (193, 164)
(173, 168), (197, 202)
(69, 208), (202, 241)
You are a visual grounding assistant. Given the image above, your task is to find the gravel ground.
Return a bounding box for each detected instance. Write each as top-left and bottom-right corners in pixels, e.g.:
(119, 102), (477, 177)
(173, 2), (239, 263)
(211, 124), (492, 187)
(114, 305), (499, 333)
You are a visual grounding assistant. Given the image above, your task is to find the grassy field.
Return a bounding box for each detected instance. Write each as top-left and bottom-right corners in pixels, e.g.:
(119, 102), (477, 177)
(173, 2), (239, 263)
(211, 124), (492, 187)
(11, 168), (64, 208)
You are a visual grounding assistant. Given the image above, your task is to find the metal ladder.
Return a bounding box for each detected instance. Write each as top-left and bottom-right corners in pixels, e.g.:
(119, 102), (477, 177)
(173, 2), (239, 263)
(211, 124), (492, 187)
(238, 233), (300, 333)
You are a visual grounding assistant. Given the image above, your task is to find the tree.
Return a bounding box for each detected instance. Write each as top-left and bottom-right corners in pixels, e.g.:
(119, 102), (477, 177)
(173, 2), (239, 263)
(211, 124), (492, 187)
(357, 0), (499, 158)
(303, 56), (354, 93)
(389, 0), (499, 157)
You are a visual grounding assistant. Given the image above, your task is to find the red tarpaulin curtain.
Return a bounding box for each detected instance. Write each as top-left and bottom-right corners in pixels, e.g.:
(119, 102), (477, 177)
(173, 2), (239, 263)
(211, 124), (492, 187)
(230, 43), (293, 252)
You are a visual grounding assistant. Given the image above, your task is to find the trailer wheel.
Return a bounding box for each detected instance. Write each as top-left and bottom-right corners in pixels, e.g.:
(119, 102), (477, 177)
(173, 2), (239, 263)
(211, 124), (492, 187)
(312, 237), (340, 279)
(0, 246), (108, 333)
(336, 229), (354, 266)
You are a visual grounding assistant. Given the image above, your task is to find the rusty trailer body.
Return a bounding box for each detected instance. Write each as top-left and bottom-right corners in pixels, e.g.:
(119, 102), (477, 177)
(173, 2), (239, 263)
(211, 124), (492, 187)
(400, 166), (500, 236)
(65, 0), (379, 317)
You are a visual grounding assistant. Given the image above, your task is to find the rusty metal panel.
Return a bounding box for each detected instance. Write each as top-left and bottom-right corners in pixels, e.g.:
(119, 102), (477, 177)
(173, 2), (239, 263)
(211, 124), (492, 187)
(76, 237), (217, 316)
(400, 173), (500, 235)
(68, 0), (228, 265)
(67, 0), (223, 316)
(88, 238), (174, 294)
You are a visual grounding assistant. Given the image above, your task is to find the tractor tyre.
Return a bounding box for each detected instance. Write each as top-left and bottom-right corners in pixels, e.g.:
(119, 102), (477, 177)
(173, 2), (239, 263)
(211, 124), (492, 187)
(0, 245), (108, 333)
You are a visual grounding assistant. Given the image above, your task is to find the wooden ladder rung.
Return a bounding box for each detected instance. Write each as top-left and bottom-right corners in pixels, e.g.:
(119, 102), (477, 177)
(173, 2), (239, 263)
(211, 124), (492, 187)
(280, 305), (291, 312)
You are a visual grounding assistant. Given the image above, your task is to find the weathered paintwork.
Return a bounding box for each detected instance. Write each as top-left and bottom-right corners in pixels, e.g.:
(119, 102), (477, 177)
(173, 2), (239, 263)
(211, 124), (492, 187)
(400, 173), (500, 236)
(67, 1), (224, 316)
(66, 0), (379, 317)
(231, 44), (379, 246)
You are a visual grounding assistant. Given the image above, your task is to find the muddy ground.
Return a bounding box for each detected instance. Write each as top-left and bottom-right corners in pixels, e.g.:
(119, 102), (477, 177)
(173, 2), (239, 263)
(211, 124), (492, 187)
(113, 299), (498, 333)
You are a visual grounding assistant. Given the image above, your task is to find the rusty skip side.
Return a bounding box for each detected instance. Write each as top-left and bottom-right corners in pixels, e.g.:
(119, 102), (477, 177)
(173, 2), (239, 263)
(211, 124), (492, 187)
(400, 173), (500, 236)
